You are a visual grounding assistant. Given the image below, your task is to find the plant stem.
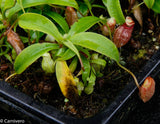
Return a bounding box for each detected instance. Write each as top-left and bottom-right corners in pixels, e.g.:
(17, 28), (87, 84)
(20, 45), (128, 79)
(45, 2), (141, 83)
(5, 73), (17, 82)
(77, 10), (85, 17)
(132, 1), (144, 10)
(10, 19), (18, 30)
(19, 0), (25, 13)
(117, 62), (139, 88)
(105, 23), (113, 41)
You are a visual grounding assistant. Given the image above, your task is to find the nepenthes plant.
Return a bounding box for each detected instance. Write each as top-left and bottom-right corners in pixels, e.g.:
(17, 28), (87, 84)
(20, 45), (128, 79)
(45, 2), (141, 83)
(0, 0), (159, 108)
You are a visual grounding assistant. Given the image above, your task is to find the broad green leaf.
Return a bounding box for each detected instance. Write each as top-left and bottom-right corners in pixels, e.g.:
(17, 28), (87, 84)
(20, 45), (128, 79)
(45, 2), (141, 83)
(0, 0), (2, 7)
(1, 0), (15, 18)
(44, 11), (69, 33)
(81, 55), (91, 85)
(6, 0), (78, 18)
(144, 0), (155, 9)
(102, 0), (125, 25)
(152, 0), (160, 13)
(68, 16), (101, 37)
(14, 43), (59, 74)
(18, 13), (63, 42)
(69, 32), (119, 62)
(1, 0), (5, 10)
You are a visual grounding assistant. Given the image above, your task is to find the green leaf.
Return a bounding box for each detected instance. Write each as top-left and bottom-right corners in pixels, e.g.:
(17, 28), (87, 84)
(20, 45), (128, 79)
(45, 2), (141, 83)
(151, 0), (160, 13)
(14, 43), (59, 74)
(0, 0), (2, 7)
(144, 0), (155, 9)
(78, 1), (88, 17)
(77, 46), (91, 59)
(90, 58), (106, 67)
(0, 0), (4, 10)
(63, 40), (81, 63)
(0, 24), (6, 29)
(76, 80), (84, 96)
(4, 54), (13, 64)
(0, 46), (10, 56)
(18, 13), (63, 43)
(1, 0), (15, 18)
(57, 49), (75, 61)
(45, 34), (55, 42)
(69, 32), (120, 62)
(55, 47), (67, 57)
(83, 0), (92, 11)
(41, 52), (55, 73)
(83, 0), (93, 16)
(84, 69), (96, 94)
(29, 30), (44, 43)
(102, 0), (125, 25)
(81, 55), (91, 85)
(44, 11), (69, 33)
(17, 0), (25, 13)
(68, 16), (101, 37)
(6, 0), (78, 18)
(92, 4), (106, 9)
(0, 13), (2, 20)
(69, 56), (78, 73)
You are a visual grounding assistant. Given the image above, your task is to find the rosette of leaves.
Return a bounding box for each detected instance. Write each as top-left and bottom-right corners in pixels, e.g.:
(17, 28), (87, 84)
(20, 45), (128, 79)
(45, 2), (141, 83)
(3, 0), (141, 101)
(12, 11), (120, 100)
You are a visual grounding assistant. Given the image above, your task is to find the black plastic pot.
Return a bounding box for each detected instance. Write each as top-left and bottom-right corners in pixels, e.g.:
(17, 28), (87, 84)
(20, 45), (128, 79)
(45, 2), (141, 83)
(0, 49), (160, 124)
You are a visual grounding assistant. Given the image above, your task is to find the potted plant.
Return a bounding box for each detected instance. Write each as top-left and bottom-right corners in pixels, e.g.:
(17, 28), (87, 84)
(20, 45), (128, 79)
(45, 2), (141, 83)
(0, 0), (160, 123)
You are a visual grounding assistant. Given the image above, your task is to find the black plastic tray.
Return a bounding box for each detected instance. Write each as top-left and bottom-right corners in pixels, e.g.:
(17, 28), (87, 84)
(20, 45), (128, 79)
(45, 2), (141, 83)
(0, 49), (160, 124)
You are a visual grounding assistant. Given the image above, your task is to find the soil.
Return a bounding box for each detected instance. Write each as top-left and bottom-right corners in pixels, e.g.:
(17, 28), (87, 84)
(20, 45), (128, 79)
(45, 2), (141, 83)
(0, 0), (160, 119)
